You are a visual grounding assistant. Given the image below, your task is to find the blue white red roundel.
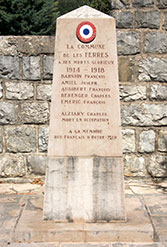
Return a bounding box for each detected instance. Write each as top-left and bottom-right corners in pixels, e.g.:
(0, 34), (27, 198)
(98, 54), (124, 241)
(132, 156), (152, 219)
(76, 22), (96, 43)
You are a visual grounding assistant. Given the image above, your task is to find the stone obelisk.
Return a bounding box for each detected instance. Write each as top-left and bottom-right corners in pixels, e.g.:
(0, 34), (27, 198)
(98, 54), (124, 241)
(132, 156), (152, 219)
(43, 5), (126, 222)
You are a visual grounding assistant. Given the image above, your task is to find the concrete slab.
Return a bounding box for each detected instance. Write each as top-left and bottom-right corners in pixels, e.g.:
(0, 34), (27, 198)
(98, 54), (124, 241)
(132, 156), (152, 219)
(12, 194), (153, 243)
(143, 194), (167, 216)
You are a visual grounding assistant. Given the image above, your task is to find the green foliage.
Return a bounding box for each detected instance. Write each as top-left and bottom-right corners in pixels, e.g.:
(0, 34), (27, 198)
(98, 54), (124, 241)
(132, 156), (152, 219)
(0, 0), (58, 35)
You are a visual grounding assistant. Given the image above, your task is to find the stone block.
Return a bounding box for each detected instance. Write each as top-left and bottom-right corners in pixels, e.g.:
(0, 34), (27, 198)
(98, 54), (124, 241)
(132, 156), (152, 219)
(0, 83), (2, 98)
(124, 154), (147, 177)
(117, 31), (140, 55)
(118, 57), (135, 82)
(147, 155), (167, 177)
(135, 11), (161, 29)
(158, 130), (167, 152)
(121, 103), (167, 126)
(0, 56), (19, 79)
(112, 11), (133, 28)
(150, 84), (167, 100)
(27, 155), (47, 175)
(5, 126), (36, 153)
(37, 84), (52, 100)
(0, 36), (18, 56)
(138, 58), (167, 82)
(122, 129), (135, 153)
(111, 0), (130, 9)
(0, 102), (16, 125)
(163, 12), (167, 30)
(43, 55), (54, 79)
(6, 82), (34, 100)
(38, 126), (49, 152)
(145, 32), (167, 54)
(23, 56), (40, 80)
(0, 128), (2, 153)
(132, 0), (154, 7)
(0, 154), (26, 177)
(139, 130), (155, 153)
(157, 0), (167, 8)
(18, 102), (49, 124)
(120, 85), (146, 101)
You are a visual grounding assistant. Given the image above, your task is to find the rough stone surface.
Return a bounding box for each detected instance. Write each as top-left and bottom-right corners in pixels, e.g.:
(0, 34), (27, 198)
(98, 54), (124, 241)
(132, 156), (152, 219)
(112, 11), (133, 28)
(124, 154), (147, 177)
(0, 128), (2, 153)
(117, 31), (140, 55)
(150, 84), (167, 100)
(0, 102), (16, 125)
(38, 126), (49, 152)
(43, 55), (54, 80)
(132, 0), (154, 7)
(0, 83), (2, 98)
(145, 32), (167, 54)
(111, 0), (130, 9)
(118, 57), (135, 82)
(18, 102), (49, 124)
(157, 0), (167, 8)
(0, 56), (19, 79)
(147, 155), (167, 177)
(27, 155), (46, 175)
(5, 126), (36, 153)
(138, 58), (167, 82)
(0, 36), (18, 56)
(0, 154), (26, 177)
(122, 129), (135, 153)
(120, 85), (146, 101)
(135, 11), (161, 29)
(139, 130), (155, 153)
(23, 56), (40, 80)
(158, 130), (167, 152)
(6, 82), (34, 100)
(36, 84), (52, 100)
(163, 12), (167, 30)
(121, 104), (167, 126)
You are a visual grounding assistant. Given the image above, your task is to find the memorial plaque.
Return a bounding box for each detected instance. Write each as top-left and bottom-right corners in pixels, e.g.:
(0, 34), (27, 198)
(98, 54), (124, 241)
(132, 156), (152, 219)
(44, 6), (125, 223)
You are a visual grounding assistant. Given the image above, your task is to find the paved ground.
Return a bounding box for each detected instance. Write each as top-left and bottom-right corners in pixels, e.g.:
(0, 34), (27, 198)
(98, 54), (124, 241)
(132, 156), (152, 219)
(0, 179), (167, 247)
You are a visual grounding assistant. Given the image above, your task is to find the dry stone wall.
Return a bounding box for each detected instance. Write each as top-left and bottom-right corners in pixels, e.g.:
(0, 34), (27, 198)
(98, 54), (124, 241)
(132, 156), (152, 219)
(0, 0), (167, 181)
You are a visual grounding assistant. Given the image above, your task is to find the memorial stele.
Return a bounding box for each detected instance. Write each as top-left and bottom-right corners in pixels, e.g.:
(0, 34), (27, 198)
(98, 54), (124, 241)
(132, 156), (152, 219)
(43, 5), (126, 222)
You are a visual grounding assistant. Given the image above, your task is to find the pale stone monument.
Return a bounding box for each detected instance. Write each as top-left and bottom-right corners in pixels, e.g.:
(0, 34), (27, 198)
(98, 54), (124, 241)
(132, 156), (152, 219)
(43, 5), (126, 222)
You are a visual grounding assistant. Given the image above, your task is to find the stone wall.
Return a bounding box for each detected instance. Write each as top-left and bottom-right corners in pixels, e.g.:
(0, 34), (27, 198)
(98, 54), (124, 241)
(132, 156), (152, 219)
(0, 0), (167, 181)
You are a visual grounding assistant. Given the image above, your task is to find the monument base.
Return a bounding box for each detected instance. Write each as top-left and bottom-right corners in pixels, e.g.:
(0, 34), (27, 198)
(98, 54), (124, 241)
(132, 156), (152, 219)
(43, 157), (125, 222)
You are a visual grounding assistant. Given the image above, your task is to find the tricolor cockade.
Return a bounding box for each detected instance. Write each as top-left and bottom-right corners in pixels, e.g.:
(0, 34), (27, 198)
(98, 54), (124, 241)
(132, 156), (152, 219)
(76, 21), (96, 43)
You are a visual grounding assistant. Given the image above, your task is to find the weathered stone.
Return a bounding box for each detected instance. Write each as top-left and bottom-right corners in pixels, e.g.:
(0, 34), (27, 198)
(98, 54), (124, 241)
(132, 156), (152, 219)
(122, 129), (135, 153)
(0, 37), (18, 56)
(118, 57), (135, 82)
(6, 82), (34, 100)
(147, 155), (167, 177)
(0, 154), (26, 177)
(124, 154), (147, 177)
(163, 12), (167, 30)
(18, 102), (49, 124)
(132, 0), (154, 7)
(112, 11), (133, 28)
(120, 85), (146, 101)
(121, 104), (167, 126)
(37, 84), (52, 100)
(43, 55), (54, 79)
(139, 130), (155, 153)
(0, 128), (2, 153)
(117, 31), (140, 55)
(139, 58), (167, 82)
(39, 126), (49, 152)
(111, 0), (130, 9)
(27, 155), (47, 175)
(150, 84), (167, 100)
(145, 32), (167, 54)
(0, 83), (2, 98)
(158, 130), (167, 152)
(135, 11), (161, 29)
(0, 102), (16, 125)
(5, 126), (36, 153)
(0, 56), (19, 79)
(23, 56), (40, 80)
(157, 0), (167, 8)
